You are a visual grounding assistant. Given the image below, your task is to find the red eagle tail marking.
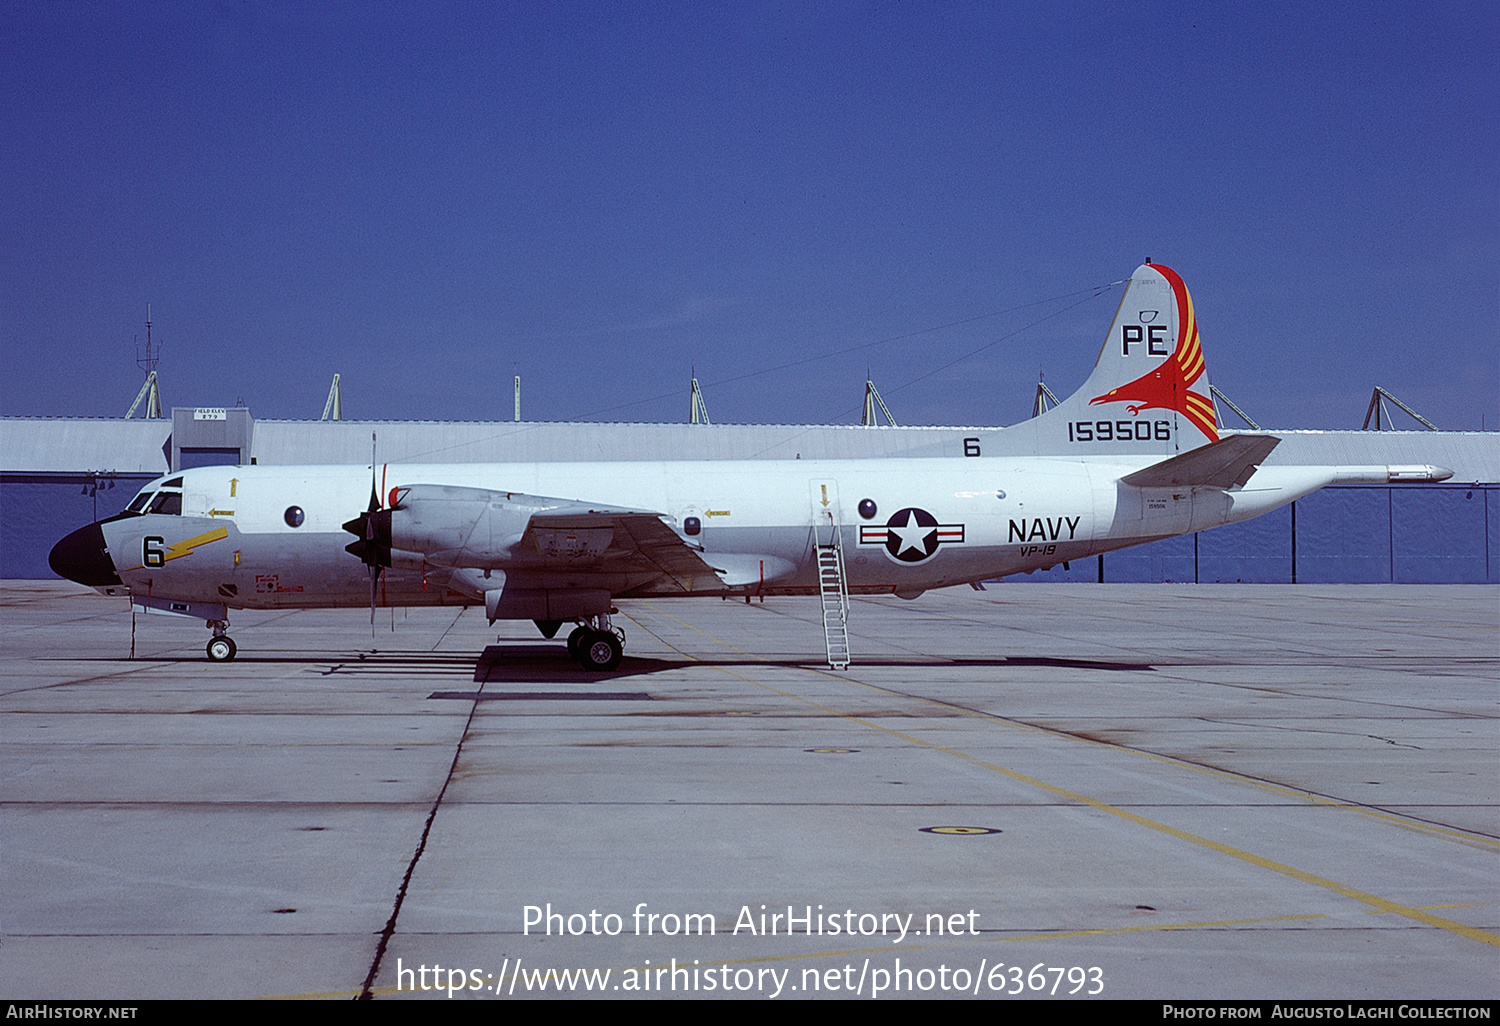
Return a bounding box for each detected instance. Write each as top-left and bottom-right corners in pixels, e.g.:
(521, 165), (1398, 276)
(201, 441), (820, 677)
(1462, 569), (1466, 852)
(1088, 265), (1218, 442)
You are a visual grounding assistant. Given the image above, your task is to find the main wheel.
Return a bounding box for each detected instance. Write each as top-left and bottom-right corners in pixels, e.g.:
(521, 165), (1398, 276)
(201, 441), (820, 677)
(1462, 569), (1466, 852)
(566, 626), (590, 660)
(206, 636), (237, 662)
(577, 630), (622, 671)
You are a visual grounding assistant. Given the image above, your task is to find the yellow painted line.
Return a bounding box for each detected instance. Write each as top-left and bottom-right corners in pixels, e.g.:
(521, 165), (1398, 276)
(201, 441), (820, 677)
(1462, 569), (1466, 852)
(267, 912), (1326, 996)
(637, 604), (1500, 950)
(1364, 900), (1493, 915)
(256, 987), (365, 1000)
(891, 681), (1498, 852)
(640, 601), (1499, 851)
(282, 906), (1500, 1002)
(272, 610), (1499, 1002)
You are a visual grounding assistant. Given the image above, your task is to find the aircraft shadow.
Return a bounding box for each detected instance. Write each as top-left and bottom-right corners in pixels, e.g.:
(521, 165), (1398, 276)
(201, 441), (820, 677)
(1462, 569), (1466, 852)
(59, 652), (483, 667)
(952, 656), (1153, 672)
(474, 645), (686, 683)
(55, 649), (1151, 677)
(472, 645), (1153, 682)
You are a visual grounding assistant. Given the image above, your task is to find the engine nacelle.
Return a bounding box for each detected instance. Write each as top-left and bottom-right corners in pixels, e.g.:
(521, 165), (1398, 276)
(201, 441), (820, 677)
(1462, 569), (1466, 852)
(382, 485), (536, 568)
(344, 484), (637, 570)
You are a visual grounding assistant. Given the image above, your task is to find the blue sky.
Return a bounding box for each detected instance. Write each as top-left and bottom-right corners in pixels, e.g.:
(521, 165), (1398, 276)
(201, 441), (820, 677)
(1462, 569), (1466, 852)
(3, 2), (1495, 430)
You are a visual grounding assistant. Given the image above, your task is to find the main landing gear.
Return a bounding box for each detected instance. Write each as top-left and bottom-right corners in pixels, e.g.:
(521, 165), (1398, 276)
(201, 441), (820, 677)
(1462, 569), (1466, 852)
(566, 613), (624, 671)
(205, 619), (237, 662)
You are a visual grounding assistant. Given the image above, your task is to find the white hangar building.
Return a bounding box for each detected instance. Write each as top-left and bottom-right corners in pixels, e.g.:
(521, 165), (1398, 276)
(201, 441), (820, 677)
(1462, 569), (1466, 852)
(2, 408), (1496, 584)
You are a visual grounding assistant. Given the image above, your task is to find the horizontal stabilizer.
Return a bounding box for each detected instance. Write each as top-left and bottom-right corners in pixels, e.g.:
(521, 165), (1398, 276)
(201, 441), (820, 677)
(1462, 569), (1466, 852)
(1122, 434), (1281, 490)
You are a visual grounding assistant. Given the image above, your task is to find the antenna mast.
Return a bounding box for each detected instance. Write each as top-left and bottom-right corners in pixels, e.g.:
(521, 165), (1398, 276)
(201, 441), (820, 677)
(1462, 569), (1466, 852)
(689, 374), (711, 425)
(125, 305), (163, 419)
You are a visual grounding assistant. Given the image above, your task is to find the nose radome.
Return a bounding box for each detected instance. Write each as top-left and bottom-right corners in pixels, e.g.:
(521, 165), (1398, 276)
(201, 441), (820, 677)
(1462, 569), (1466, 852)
(48, 522), (122, 587)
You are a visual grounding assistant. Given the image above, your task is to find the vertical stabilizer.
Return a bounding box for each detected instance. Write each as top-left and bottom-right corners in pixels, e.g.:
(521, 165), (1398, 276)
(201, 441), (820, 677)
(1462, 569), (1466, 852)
(1024, 263), (1217, 456)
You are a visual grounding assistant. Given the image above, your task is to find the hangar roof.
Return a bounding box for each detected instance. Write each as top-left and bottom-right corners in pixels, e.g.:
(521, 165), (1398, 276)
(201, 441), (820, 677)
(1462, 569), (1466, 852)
(0, 418), (171, 473)
(250, 418), (983, 464)
(1249, 429), (1500, 484)
(3, 416), (1496, 483)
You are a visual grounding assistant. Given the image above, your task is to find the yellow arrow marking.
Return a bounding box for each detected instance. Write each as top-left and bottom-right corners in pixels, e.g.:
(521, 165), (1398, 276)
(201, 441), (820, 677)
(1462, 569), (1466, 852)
(229, 478), (238, 497)
(208, 509), (235, 517)
(820, 485), (830, 507)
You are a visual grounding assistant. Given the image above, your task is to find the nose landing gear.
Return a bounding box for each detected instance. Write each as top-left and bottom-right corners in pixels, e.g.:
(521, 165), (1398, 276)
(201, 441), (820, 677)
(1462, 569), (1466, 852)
(206, 620), (237, 662)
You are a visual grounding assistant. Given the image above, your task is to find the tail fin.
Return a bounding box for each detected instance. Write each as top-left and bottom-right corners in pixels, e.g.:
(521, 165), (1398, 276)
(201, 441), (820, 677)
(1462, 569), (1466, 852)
(1024, 263), (1218, 455)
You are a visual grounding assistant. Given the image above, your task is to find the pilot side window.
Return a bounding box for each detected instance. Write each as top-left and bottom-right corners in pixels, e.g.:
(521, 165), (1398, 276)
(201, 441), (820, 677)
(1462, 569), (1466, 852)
(147, 492), (182, 515)
(126, 492), (152, 513)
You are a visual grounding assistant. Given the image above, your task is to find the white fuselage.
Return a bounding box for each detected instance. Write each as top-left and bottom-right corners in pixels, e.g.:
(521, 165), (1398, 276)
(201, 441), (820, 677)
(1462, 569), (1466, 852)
(95, 456), (1335, 613)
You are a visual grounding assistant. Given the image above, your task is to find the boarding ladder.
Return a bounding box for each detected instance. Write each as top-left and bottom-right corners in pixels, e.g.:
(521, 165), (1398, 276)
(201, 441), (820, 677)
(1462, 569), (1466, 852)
(816, 512), (851, 670)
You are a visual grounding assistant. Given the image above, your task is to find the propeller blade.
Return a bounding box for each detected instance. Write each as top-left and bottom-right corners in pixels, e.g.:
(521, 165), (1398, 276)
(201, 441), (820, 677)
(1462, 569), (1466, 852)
(370, 432), (379, 633)
(368, 432), (380, 512)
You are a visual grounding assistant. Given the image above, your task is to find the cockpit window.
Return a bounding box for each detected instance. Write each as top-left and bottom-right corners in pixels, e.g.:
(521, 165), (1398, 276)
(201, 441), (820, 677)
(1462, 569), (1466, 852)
(147, 492), (182, 515)
(161, 477), (183, 488)
(126, 492), (152, 513)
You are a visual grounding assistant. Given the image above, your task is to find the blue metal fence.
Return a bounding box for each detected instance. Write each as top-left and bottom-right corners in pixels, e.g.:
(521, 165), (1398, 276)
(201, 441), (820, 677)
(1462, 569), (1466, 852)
(0, 473), (157, 579)
(1019, 484), (1497, 584)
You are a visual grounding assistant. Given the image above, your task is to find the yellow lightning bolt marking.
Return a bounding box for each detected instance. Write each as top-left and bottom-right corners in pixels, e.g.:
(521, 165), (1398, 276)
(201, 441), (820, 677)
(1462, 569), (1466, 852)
(122, 525), (229, 572)
(162, 526), (229, 563)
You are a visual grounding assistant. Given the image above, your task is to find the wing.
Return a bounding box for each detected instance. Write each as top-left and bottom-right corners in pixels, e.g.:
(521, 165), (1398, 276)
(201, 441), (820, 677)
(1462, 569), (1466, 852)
(352, 483), (725, 594)
(526, 509), (724, 591)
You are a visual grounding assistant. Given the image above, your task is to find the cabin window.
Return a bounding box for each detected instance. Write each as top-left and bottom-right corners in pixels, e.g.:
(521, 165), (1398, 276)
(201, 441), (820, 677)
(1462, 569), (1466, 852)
(147, 492), (182, 515)
(683, 516), (701, 536)
(858, 498), (877, 520)
(284, 506), (304, 528)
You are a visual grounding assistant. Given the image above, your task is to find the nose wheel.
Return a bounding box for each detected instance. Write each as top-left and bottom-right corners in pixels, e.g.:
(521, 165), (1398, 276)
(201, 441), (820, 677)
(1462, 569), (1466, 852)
(205, 619), (236, 662)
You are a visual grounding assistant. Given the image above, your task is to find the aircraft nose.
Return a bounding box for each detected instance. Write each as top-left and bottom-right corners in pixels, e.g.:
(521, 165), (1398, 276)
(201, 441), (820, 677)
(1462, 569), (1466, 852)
(49, 522), (122, 587)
